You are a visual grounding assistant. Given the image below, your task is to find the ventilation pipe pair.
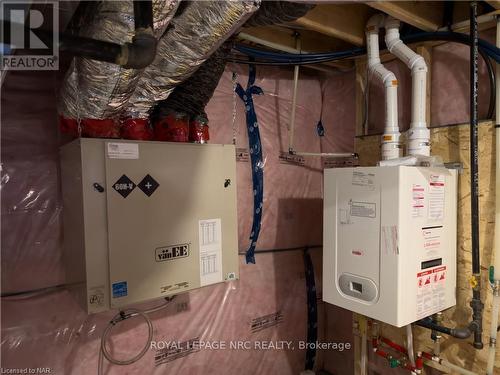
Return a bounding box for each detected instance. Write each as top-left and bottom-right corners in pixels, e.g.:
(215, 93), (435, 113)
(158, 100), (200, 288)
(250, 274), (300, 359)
(366, 14), (401, 161)
(365, 14), (430, 160)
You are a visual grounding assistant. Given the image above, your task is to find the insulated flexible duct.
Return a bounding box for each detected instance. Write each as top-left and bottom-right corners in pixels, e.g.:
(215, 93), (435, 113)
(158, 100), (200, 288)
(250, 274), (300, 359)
(153, 1), (314, 121)
(244, 1), (315, 27)
(125, 0), (260, 119)
(152, 44), (230, 119)
(58, 0), (180, 120)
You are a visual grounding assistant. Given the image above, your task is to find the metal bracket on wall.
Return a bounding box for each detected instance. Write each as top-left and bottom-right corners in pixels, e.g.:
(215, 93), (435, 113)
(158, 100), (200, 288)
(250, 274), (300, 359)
(444, 162), (464, 174)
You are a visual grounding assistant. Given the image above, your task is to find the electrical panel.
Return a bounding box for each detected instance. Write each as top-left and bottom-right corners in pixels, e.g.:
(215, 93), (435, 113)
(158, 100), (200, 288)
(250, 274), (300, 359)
(323, 166), (457, 327)
(61, 138), (239, 314)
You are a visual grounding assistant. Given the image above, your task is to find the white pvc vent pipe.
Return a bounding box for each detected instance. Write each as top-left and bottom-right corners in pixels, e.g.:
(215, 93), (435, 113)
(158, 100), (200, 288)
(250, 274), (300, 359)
(366, 14), (401, 161)
(385, 16), (430, 157)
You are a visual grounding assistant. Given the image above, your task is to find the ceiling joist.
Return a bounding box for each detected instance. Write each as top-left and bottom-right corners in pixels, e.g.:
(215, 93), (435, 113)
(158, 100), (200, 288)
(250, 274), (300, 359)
(290, 4), (374, 47)
(366, 1), (445, 31)
(238, 26), (354, 71)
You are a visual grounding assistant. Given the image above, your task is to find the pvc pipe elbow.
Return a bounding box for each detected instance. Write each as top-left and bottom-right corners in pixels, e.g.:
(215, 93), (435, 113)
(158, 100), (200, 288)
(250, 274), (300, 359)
(385, 16), (400, 30)
(366, 14), (386, 31)
(383, 71), (397, 88)
(412, 56), (428, 72)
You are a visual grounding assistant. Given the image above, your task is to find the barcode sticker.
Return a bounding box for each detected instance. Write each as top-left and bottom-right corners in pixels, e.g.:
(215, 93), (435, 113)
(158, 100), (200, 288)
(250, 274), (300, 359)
(199, 218), (223, 286)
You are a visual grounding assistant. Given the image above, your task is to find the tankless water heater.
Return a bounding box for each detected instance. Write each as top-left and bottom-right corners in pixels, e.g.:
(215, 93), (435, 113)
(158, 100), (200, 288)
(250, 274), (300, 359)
(323, 166), (457, 327)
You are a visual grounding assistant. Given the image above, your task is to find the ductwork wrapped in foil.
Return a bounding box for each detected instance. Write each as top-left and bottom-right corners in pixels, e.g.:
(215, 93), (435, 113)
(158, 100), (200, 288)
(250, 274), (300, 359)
(58, 0), (180, 120)
(125, 0), (260, 119)
(245, 1), (315, 27)
(153, 44), (230, 119)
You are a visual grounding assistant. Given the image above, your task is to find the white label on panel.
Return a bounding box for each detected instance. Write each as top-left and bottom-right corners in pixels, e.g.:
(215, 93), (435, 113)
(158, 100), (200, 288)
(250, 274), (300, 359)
(352, 171), (375, 190)
(199, 218), (223, 287)
(428, 174), (445, 221)
(412, 184), (425, 218)
(350, 201), (376, 218)
(107, 143), (139, 159)
(422, 226), (443, 259)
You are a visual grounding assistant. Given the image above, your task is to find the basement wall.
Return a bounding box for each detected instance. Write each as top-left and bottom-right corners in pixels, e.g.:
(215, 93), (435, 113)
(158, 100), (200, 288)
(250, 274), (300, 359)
(0, 62), (353, 374)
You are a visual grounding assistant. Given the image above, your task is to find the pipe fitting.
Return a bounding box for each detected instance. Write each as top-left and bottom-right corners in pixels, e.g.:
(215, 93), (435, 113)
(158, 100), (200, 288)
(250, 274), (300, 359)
(366, 13), (386, 31)
(121, 32), (157, 69)
(450, 327), (473, 340)
(490, 337), (497, 348)
(493, 280), (500, 297)
(407, 127), (430, 156)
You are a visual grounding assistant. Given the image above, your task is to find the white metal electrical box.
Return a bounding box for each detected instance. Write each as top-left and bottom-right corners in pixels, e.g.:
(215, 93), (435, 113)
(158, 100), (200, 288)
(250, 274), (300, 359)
(60, 138), (239, 314)
(323, 166), (457, 327)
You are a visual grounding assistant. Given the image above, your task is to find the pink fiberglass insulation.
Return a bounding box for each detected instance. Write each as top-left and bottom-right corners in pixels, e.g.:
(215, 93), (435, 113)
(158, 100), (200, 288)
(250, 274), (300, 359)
(1, 63), (354, 374)
(207, 63), (355, 252)
(2, 251), (330, 374)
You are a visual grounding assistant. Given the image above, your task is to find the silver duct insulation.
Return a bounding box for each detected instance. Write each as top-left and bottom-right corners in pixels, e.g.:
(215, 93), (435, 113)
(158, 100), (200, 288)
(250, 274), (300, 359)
(125, 0), (260, 119)
(58, 0), (180, 120)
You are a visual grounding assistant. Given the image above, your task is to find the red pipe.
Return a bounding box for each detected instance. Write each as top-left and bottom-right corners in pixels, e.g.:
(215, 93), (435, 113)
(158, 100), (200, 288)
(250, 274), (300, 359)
(380, 336), (408, 355)
(375, 348), (390, 359)
(421, 351), (433, 360)
(416, 355), (424, 370)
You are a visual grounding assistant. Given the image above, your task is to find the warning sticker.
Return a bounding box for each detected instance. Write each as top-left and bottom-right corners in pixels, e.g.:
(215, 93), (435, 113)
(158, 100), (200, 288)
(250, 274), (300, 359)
(412, 184), (425, 218)
(428, 174), (445, 221)
(107, 142), (139, 159)
(416, 266), (447, 319)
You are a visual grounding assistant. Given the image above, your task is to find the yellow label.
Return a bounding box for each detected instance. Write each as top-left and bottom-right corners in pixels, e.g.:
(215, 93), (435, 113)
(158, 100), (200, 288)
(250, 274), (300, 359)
(383, 135), (393, 141)
(392, 80), (398, 86)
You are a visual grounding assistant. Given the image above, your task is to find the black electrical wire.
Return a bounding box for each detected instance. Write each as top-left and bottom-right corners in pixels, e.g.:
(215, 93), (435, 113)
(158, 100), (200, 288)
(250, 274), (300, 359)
(231, 31), (498, 120)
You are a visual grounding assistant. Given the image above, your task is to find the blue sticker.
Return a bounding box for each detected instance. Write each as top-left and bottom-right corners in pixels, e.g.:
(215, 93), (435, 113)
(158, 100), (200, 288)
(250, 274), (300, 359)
(112, 281), (128, 298)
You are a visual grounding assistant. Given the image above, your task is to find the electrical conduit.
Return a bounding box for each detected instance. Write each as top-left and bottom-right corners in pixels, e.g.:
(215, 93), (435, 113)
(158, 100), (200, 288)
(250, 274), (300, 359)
(366, 14), (401, 161)
(384, 16), (430, 157)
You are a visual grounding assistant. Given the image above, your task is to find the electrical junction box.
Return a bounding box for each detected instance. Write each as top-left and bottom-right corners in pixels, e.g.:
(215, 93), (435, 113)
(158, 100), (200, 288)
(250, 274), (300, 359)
(60, 138), (239, 314)
(323, 166), (457, 327)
